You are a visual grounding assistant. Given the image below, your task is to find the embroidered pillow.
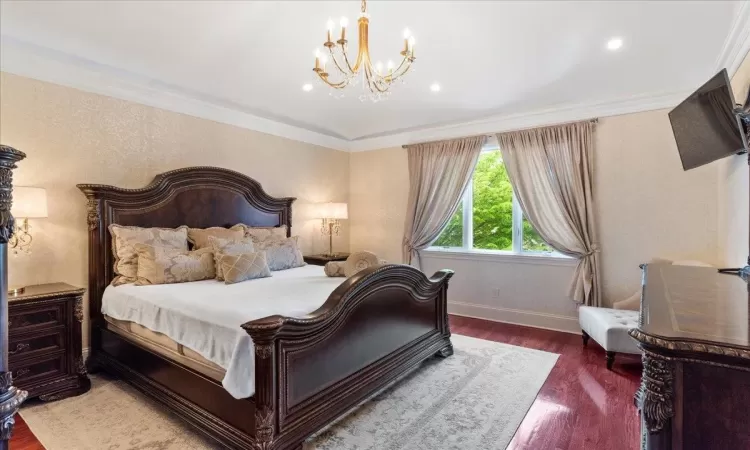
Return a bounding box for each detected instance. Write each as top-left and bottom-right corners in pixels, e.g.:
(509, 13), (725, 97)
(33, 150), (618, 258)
(134, 244), (215, 286)
(188, 227), (244, 249)
(230, 224), (288, 241)
(207, 236), (256, 281)
(109, 225), (188, 286)
(218, 251), (272, 284)
(253, 236), (305, 271)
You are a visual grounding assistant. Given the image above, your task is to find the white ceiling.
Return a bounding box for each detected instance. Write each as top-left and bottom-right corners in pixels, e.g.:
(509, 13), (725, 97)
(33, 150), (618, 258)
(1, 1), (749, 151)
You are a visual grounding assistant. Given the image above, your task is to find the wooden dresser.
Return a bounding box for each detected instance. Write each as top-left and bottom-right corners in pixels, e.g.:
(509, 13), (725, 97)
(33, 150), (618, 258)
(630, 264), (750, 450)
(8, 283), (90, 401)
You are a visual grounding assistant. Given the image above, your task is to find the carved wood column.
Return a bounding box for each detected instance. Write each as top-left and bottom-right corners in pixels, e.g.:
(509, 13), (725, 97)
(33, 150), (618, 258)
(635, 351), (675, 449)
(243, 318), (283, 450)
(0, 145), (28, 450)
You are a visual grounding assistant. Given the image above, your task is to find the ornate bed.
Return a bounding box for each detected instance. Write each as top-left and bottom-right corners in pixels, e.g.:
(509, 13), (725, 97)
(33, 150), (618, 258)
(77, 166), (454, 450)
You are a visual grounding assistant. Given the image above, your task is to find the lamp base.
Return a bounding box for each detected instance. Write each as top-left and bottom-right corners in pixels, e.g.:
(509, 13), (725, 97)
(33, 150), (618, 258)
(8, 286), (26, 296)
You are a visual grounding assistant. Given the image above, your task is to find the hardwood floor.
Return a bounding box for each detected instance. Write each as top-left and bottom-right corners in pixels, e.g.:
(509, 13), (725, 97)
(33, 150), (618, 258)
(10, 315), (641, 450)
(9, 414), (44, 450)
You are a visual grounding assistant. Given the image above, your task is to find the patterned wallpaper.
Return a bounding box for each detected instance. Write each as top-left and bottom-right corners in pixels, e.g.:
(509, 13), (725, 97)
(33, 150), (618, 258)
(0, 72), (350, 346)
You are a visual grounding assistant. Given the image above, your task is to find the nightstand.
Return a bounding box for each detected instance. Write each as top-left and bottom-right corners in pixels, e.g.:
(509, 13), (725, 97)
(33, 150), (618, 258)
(8, 282), (91, 401)
(304, 253), (350, 266)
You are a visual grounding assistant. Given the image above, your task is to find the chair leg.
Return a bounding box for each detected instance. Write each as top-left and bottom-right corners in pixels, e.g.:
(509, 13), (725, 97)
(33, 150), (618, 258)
(582, 331), (590, 347)
(606, 351), (616, 370)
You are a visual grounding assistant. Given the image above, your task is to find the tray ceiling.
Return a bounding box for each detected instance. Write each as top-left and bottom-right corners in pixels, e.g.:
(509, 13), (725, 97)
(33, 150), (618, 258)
(1, 1), (749, 151)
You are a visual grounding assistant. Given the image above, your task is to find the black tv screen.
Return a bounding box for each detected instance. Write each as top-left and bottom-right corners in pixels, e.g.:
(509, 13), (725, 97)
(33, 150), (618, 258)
(669, 69), (749, 171)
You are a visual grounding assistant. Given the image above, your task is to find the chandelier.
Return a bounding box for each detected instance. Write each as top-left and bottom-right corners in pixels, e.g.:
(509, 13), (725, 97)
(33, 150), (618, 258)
(312, 0), (416, 102)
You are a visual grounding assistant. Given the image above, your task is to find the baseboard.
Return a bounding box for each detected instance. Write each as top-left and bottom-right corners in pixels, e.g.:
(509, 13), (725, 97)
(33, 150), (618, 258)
(448, 301), (580, 334)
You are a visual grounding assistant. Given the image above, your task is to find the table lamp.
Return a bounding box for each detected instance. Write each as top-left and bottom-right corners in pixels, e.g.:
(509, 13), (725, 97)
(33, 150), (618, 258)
(314, 202), (348, 257)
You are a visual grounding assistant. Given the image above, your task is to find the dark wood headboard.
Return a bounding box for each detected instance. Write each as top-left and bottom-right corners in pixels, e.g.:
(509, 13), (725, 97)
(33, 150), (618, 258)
(77, 166), (295, 333)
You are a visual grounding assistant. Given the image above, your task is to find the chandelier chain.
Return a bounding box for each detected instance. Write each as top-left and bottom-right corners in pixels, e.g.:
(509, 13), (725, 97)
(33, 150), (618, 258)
(361, 0), (366, 13)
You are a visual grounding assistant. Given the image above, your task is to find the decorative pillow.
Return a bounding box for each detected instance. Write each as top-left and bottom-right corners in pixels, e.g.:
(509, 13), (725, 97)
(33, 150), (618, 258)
(344, 251), (380, 277)
(230, 224), (288, 241)
(218, 251), (272, 284)
(109, 225), (188, 286)
(253, 236), (305, 271)
(324, 261), (346, 277)
(207, 236), (256, 281)
(188, 227), (244, 249)
(134, 244), (215, 286)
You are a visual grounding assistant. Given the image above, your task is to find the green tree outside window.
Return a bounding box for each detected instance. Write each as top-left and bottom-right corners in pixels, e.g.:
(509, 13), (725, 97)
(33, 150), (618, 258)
(432, 150), (552, 253)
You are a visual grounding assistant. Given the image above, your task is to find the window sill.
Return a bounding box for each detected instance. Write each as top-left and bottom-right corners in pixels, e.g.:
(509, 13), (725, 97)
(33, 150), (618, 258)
(421, 248), (577, 267)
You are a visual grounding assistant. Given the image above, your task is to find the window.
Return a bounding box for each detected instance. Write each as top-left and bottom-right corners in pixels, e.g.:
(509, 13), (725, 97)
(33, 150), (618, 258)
(431, 149), (556, 255)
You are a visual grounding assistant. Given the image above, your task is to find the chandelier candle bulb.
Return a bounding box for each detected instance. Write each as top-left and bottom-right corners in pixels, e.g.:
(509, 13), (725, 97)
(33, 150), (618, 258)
(340, 16), (348, 41)
(327, 18), (334, 43)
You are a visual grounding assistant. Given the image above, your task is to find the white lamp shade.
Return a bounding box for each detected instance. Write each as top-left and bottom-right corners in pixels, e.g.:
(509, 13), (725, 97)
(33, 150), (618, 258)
(314, 202), (348, 220)
(12, 187), (48, 218)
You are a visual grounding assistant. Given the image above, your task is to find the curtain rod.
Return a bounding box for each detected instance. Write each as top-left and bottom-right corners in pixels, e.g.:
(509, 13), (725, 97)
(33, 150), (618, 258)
(487, 118), (599, 137)
(404, 118), (599, 147)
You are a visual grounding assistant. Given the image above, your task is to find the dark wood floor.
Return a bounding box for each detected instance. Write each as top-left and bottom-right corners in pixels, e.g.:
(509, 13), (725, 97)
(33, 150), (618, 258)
(10, 315), (641, 450)
(450, 315), (642, 450)
(9, 414), (44, 450)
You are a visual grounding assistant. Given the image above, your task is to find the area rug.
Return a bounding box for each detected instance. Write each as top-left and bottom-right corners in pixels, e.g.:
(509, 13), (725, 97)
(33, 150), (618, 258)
(20, 334), (558, 450)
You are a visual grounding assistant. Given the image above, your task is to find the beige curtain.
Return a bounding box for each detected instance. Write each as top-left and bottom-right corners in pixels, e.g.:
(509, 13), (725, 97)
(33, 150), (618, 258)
(403, 136), (487, 266)
(496, 121), (601, 306)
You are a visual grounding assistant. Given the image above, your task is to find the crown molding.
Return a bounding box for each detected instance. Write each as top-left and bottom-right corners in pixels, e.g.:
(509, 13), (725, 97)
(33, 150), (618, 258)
(0, 36), (697, 153)
(347, 90), (689, 151)
(715, 0), (750, 77)
(0, 37), (351, 152)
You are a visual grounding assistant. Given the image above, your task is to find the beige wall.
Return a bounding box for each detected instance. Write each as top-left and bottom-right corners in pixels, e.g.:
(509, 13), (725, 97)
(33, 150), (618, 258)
(718, 52), (750, 266)
(349, 147), (409, 263)
(596, 109), (719, 302)
(350, 110), (721, 312)
(0, 72), (349, 346)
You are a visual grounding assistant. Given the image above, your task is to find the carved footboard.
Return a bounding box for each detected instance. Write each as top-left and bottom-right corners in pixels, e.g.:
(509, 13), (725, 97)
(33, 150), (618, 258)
(243, 264), (454, 450)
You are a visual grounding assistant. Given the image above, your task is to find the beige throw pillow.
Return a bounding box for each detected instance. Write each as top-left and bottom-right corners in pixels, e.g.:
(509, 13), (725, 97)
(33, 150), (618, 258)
(134, 244), (215, 286)
(218, 252), (272, 284)
(188, 227), (244, 249)
(109, 225), (189, 286)
(230, 224), (288, 241)
(344, 251), (380, 277)
(253, 236), (305, 271)
(324, 261), (346, 277)
(207, 236), (256, 281)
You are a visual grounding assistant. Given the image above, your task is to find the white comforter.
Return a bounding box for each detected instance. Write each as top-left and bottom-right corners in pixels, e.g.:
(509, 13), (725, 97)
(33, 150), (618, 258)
(101, 265), (345, 399)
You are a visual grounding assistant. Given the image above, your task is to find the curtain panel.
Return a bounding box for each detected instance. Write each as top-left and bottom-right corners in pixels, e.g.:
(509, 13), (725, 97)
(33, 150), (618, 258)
(496, 121), (601, 306)
(402, 135), (487, 266)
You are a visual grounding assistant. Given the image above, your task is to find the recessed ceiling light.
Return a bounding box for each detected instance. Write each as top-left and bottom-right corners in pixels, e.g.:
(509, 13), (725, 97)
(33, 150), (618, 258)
(607, 37), (623, 51)
(430, 82), (441, 92)
(302, 83), (313, 92)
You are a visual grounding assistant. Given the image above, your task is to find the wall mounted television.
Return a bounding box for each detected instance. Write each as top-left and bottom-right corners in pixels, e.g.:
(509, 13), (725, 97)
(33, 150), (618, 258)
(669, 69), (750, 171)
